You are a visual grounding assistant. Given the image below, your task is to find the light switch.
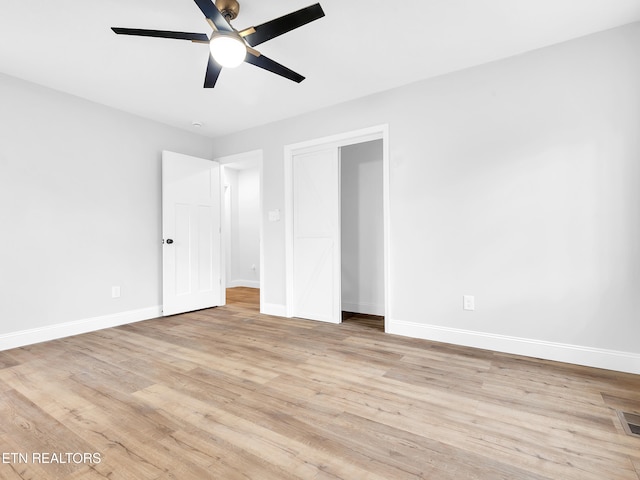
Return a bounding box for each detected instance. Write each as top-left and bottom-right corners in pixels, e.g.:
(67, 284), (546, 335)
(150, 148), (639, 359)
(268, 209), (281, 222)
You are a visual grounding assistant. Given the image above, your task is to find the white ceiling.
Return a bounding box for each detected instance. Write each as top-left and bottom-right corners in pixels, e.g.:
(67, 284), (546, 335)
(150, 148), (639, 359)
(1, 1), (639, 138)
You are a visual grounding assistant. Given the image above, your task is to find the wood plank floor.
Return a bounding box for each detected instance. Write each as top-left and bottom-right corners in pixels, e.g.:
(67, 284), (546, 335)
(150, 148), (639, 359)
(0, 287), (638, 479)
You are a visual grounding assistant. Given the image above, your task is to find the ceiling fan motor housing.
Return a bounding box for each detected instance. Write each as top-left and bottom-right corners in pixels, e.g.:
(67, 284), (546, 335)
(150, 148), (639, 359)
(215, 0), (240, 21)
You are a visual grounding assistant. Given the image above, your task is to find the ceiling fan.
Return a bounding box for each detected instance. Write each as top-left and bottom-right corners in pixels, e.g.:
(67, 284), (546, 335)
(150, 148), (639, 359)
(112, 0), (325, 88)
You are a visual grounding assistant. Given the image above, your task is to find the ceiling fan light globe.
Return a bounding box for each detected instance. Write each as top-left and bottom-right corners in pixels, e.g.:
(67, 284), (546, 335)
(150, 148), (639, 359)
(210, 35), (246, 68)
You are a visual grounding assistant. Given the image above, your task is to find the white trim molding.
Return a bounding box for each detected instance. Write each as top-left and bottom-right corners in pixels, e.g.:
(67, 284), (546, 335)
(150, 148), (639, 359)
(260, 302), (287, 317)
(0, 306), (162, 351)
(387, 318), (640, 375)
(228, 280), (260, 289)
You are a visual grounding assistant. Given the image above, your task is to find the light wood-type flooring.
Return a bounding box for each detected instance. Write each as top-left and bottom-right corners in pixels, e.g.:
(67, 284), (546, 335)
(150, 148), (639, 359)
(0, 287), (638, 479)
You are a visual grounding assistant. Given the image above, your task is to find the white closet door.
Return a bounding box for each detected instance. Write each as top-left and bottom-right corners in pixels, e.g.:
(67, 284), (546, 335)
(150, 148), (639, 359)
(162, 151), (222, 316)
(292, 148), (341, 323)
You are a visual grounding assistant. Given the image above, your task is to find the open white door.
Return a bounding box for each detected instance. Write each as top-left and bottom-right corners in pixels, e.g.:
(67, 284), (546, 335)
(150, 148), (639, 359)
(162, 151), (222, 316)
(292, 148), (341, 323)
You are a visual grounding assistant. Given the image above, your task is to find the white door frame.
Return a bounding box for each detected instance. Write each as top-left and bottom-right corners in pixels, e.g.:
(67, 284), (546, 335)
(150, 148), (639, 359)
(214, 149), (264, 312)
(284, 124), (390, 329)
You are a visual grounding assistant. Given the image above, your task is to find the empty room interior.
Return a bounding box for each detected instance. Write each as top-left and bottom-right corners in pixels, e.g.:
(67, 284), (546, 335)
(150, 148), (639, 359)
(1, 1), (639, 479)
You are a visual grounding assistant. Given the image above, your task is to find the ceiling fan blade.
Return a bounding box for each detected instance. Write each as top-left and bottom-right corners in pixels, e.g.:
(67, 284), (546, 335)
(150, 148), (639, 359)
(111, 27), (209, 42)
(242, 3), (325, 47)
(244, 50), (305, 83)
(192, 0), (233, 32)
(204, 54), (223, 88)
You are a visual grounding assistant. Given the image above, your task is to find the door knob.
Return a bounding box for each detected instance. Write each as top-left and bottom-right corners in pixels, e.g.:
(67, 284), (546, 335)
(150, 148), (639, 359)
(166, 239), (174, 244)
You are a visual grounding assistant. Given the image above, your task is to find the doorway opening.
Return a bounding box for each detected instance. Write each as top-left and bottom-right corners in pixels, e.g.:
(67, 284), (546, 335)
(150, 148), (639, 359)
(340, 139), (385, 331)
(216, 150), (263, 312)
(225, 286), (260, 313)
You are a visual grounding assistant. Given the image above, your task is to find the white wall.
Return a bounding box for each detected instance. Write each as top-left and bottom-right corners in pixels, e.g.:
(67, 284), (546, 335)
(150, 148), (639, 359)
(222, 167), (238, 286)
(341, 140), (384, 315)
(211, 23), (640, 372)
(236, 168), (260, 287)
(0, 73), (213, 345)
(223, 166), (260, 288)
(1, 23), (638, 372)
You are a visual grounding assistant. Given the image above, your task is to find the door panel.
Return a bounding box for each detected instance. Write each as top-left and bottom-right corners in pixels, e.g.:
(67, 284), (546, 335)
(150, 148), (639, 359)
(292, 148), (340, 323)
(174, 203), (192, 295)
(197, 204), (214, 291)
(162, 151), (221, 316)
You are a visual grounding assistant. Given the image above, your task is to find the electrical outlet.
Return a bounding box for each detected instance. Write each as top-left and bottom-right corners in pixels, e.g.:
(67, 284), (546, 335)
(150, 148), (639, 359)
(112, 286), (121, 298)
(463, 295), (475, 311)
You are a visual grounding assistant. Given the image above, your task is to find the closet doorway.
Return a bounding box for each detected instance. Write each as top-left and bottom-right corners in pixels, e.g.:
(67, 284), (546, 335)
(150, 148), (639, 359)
(284, 125), (389, 329)
(216, 150), (263, 311)
(340, 140), (385, 327)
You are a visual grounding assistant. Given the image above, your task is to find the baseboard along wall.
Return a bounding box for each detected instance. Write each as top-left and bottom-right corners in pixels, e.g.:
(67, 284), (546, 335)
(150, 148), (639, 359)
(260, 302), (287, 317)
(0, 306), (162, 352)
(387, 318), (640, 375)
(228, 279), (260, 289)
(3, 304), (637, 375)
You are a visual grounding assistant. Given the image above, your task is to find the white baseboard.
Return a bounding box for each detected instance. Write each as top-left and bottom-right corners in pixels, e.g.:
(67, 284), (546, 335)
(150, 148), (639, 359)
(0, 306), (162, 351)
(387, 318), (640, 375)
(341, 301), (385, 316)
(228, 280), (260, 289)
(260, 302), (287, 317)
